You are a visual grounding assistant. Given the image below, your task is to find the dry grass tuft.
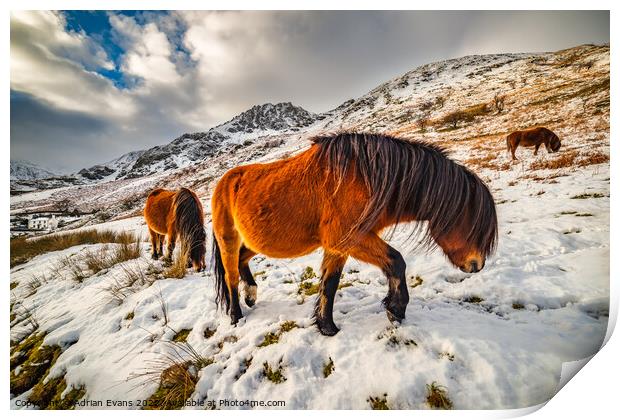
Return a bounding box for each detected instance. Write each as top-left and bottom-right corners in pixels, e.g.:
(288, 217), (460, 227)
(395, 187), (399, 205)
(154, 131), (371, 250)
(367, 394), (389, 410)
(105, 262), (155, 305)
(578, 150), (609, 167)
(529, 151), (578, 170)
(83, 241), (141, 275)
(129, 336), (213, 410)
(426, 382), (453, 409)
(10, 229), (138, 268)
(163, 241), (189, 279)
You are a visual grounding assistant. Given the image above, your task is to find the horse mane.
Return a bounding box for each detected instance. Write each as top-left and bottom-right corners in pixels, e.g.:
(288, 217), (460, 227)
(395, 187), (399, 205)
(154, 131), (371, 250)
(173, 188), (206, 259)
(311, 132), (498, 255)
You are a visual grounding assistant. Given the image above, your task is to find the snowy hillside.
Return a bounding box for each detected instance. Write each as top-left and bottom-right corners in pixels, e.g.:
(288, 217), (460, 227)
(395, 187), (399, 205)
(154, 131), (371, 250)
(10, 160), (57, 180)
(10, 44), (609, 410)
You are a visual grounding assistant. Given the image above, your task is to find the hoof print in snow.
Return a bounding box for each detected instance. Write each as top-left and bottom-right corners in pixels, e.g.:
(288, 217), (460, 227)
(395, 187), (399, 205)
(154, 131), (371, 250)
(203, 327), (216, 339)
(217, 335), (238, 350)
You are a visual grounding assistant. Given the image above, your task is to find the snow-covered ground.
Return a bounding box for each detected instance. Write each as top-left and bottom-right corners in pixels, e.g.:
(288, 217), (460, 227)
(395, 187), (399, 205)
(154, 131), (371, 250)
(9, 154), (609, 409)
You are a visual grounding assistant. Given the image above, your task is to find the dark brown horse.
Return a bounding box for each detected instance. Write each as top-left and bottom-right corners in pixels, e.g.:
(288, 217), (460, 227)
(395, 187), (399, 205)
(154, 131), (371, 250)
(211, 133), (498, 335)
(506, 127), (561, 160)
(144, 188), (206, 271)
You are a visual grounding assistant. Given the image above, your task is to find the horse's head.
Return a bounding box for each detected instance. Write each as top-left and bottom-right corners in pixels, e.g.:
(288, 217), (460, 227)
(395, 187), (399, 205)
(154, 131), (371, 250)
(431, 180), (498, 274)
(547, 134), (561, 153)
(434, 227), (487, 273)
(189, 229), (207, 272)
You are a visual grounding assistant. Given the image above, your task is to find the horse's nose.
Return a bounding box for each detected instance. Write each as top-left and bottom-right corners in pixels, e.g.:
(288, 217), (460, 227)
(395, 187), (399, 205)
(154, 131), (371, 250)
(470, 261), (479, 273)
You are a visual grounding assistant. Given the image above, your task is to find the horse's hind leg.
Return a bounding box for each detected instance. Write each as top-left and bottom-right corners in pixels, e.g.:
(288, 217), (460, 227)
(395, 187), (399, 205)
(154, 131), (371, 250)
(348, 233), (409, 324)
(149, 229), (159, 259)
(158, 235), (165, 258)
(239, 245), (258, 307)
(314, 251), (347, 336)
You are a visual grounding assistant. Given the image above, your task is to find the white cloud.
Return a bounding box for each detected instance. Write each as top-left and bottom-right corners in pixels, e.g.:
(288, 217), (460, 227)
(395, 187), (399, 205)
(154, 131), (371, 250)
(109, 14), (181, 85)
(10, 11), (135, 118)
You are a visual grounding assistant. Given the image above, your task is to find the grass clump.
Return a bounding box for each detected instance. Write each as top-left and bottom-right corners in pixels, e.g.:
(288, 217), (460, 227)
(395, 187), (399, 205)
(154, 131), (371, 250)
(463, 295), (484, 304)
(300, 266), (317, 281)
(571, 192), (605, 199)
(172, 329), (191, 343)
(575, 213), (594, 217)
(323, 357), (335, 378)
(83, 241), (141, 274)
(125, 312), (135, 320)
(144, 362), (198, 410)
(529, 151), (578, 170)
(10, 229), (138, 268)
(367, 394), (389, 410)
(163, 241), (189, 279)
(10, 333), (63, 398)
(298, 281), (319, 296)
(410, 275), (424, 288)
(258, 321), (298, 347)
(29, 376), (86, 409)
(426, 382), (453, 409)
(132, 339), (213, 410)
(262, 360), (286, 384)
(10, 281), (18, 290)
(578, 150), (609, 167)
(106, 262), (154, 305)
(512, 302), (525, 310)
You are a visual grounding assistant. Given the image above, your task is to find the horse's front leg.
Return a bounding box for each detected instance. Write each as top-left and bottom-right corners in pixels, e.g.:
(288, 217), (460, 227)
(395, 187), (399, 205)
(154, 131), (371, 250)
(239, 245), (258, 307)
(534, 144), (540, 156)
(314, 252), (347, 336)
(349, 234), (409, 324)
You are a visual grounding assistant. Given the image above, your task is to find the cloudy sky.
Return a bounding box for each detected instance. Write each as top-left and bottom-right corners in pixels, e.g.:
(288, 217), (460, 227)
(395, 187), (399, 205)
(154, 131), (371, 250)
(10, 10), (609, 173)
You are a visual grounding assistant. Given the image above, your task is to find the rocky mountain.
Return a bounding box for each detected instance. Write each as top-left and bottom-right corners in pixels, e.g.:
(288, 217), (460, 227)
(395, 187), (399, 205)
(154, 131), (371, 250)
(119, 102), (318, 179)
(10, 102), (319, 193)
(10, 160), (57, 180)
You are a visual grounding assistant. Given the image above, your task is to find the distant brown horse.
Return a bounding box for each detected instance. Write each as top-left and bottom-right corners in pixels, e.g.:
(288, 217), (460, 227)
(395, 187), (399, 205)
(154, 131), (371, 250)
(211, 132), (498, 335)
(144, 188), (206, 271)
(506, 127), (561, 160)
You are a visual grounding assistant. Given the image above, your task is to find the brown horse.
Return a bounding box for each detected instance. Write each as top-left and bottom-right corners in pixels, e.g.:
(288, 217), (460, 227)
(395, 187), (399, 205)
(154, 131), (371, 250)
(506, 127), (561, 160)
(144, 187), (207, 271)
(211, 132), (498, 335)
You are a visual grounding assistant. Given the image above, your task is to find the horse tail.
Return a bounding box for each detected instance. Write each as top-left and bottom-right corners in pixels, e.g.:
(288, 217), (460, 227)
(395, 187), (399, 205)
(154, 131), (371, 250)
(212, 234), (230, 313)
(506, 135), (511, 155)
(173, 188), (205, 254)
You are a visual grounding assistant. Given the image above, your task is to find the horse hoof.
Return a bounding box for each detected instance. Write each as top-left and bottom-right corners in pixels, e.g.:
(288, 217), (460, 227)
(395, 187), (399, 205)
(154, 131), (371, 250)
(316, 320), (340, 336)
(151, 254), (158, 260)
(386, 309), (405, 324)
(242, 285), (257, 308)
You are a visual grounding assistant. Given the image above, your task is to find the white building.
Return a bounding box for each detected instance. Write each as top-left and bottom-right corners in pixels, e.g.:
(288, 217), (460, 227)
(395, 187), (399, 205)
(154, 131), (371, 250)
(27, 215), (59, 231)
